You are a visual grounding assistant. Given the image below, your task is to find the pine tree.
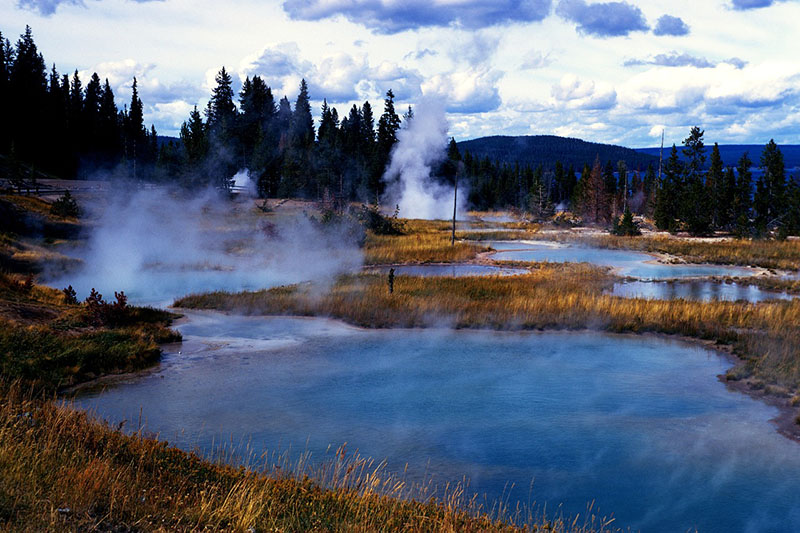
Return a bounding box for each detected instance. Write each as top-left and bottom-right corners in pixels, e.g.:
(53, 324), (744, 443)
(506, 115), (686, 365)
(181, 106), (207, 168)
(43, 64), (69, 175)
(239, 75), (274, 160)
(317, 99), (336, 144)
(361, 100), (375, 146)
(612, 206), (641, 236)
(579, 157), (609, 224)
(124, 77), (147, 168)
(718, 166), (737, 230)
(707, 143), (724, 228)
(681, 127), (711, 235)
(654, 145), (683, 231)
(734, 153), (753, 237)
(341, 104), (360, 154)
(0, 31), (10, 153)
(84, 73), (102, 138)
(682, 127), (706, 179)
(207, 67), (237, 132)
(274, 96), (292, 152)
(9, 26), (48, 164)
(98, 79), (121, 162)
(754, 139), (786, 232)
(373, 89), (401, 198)
(779, 176), (800, 238)
(290, 78), (314, 150)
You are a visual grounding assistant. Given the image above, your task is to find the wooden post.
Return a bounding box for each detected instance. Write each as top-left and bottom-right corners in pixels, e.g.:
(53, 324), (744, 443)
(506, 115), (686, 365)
(451, 175), (458, 246)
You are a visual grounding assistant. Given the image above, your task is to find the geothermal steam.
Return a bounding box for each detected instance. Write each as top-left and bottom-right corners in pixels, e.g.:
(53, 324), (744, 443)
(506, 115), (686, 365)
(231, 169), (257, 197)
(49, 186), (362, 305)
(382, 100), (465, 220)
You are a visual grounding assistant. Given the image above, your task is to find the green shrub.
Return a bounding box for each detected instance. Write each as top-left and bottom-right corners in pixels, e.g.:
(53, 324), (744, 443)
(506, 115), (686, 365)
(50, 191), (80, 218)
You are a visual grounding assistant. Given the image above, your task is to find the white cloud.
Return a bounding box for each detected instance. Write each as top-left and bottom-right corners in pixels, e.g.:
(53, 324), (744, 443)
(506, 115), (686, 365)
(551, 74), (617, 109)
(6, 0), (800, 145)
(520, 50), (553, 69)
(151, 100), (194, 131)
(421, 67), (504, 113)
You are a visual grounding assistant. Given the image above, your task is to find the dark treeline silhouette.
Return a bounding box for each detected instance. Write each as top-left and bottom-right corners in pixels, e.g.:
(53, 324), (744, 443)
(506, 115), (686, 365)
(1, 27), (798, 238)
(172, 68), (404, 202)
(0, 26), (158, 181)
(647, 128), (800, 238)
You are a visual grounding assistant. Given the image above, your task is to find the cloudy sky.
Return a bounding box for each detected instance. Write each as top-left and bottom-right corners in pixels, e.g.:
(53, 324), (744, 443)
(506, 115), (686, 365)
(3, 0), (799, 147)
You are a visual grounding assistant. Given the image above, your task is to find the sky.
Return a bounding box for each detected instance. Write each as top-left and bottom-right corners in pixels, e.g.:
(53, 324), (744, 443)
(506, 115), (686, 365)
(2, 0), (799, 147)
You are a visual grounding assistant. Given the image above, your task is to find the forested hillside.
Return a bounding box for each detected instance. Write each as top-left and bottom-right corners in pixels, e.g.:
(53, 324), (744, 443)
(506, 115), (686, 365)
(458, 135), (659, 171)
(637, 145), (800, 169)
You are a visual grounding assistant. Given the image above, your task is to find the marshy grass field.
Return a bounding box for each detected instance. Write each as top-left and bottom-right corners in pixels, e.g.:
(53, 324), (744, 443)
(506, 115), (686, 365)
(3, 195), (800, 531)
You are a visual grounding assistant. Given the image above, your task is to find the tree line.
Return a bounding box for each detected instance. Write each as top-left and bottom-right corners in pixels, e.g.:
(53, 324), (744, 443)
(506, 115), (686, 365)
(573, 127), (800, 238)
(0, 26), (157, 180)
(461, 127), (800, 239)
(1, 26), (798, 238)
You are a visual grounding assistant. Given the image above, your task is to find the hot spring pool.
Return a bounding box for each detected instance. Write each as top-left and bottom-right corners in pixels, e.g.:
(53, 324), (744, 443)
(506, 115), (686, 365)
(73, 313), (800, 532)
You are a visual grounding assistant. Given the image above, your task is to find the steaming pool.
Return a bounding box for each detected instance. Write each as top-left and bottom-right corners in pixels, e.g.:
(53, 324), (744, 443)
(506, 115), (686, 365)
(74, 312), (800, 532)
(487, 241), (759, 280)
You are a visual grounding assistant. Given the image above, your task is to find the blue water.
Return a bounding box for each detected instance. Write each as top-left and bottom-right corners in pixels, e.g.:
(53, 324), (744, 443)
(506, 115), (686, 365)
(73, 313), (800, 532)
(609, 281), (795, 302)
(489, 241), (758, 280)
(366, 264), (528, 277)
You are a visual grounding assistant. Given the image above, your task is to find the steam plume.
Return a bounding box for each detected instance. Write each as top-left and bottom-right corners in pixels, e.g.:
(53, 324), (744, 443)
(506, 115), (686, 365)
(47, 186), (362, 306)
(381, 99), (465, 220)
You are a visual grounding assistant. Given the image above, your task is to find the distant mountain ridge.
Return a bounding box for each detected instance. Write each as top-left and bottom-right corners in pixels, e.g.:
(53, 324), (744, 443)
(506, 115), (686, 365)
(457, 135), (659, 171)
(636, 145), (800, 170)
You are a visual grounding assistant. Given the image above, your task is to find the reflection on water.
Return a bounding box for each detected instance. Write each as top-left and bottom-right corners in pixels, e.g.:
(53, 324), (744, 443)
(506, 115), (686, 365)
(74, 314), (800, 533)
(366, 264), (527, 277)
(609, 281), (795, 302)
(488, 241), (758, 280)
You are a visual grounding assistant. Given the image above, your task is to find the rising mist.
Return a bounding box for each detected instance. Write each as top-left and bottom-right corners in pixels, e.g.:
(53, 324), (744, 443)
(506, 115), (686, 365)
(47, 184), (363, 306)
(381, 100), (466, 220)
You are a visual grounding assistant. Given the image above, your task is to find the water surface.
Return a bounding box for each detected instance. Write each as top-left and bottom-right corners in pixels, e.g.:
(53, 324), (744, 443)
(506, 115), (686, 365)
(609, 281), (794, 302)
(489, 241), (758, 280)
(366, 264), (527, 277)
(74, 314), (800, 533)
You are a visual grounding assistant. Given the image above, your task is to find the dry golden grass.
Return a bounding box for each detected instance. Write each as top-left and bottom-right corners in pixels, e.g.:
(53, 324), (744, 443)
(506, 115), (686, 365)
(365, 232), (489, 265)
(0, 194), (60, 219)
(177, 269), (800, 390)
(0, 382), (615, 532)
(362, 217), (542, 264)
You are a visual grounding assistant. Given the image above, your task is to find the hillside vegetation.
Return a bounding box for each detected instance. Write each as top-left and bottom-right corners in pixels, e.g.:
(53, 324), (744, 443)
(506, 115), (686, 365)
(458, 135), (658, 170)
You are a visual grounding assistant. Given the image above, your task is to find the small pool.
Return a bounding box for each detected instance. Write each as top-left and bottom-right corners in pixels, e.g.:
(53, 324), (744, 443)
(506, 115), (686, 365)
(73, 314), (800, 533)
(488, 241), (759, 280)
(366, 264), (528, 277)
(608, 281), (795, 302)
